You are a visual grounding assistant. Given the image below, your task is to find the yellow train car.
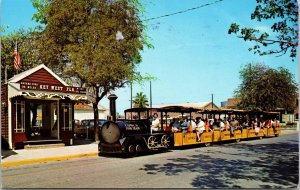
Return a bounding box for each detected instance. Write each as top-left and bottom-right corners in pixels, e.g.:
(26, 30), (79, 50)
(274, 127), (281, 136)
(124, 106), (281, 150)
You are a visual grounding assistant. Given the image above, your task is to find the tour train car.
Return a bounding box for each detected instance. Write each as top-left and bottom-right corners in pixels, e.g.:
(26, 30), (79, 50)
(169, 108), (281, 147)
(98, 106), (281, 156)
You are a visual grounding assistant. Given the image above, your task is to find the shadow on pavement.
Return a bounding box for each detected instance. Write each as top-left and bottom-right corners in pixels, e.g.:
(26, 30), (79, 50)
(139, 139), (299, 188)
(1, 150), (18, 159)
(73, 138), (95, 145)
(100, 149), (172, 159)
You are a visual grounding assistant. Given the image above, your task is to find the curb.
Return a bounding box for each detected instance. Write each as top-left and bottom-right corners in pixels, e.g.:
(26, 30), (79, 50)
(1, 152), (98, 168)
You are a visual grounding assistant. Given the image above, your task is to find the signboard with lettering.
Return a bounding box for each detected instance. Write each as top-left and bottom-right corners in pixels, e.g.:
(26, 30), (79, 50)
(20, 82), (86, 94)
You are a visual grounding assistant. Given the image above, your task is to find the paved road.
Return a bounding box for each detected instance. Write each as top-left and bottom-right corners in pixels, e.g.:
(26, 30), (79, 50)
(2, 134), (298, 188)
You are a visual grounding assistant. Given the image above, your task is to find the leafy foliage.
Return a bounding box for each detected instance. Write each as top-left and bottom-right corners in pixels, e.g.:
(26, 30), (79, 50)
(1, 28), (42, 82)
(228, 0), (298, 60)
(33, 0), (151, 141)
(235, 63), (298, 111)
(133, 92), (149, 108)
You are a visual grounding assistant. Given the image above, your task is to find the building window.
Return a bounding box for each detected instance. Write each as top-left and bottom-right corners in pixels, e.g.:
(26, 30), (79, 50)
(14, 100), (25, 133)
(62, 103), (72, 131)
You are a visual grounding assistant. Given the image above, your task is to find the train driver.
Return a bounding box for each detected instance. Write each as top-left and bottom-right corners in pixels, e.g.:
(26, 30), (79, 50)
(151, 113), (160, 134)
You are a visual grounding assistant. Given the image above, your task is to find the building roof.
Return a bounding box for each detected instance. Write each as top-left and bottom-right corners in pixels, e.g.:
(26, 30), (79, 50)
(74, 103), (106, 111)
(8, 64), (68, 86)
(226, 98), (241, 108)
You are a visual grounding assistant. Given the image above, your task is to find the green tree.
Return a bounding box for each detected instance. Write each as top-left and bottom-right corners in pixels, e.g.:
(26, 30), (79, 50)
(32, 0), (151, 142)
(133, 92), (149, 108)
(228, 0), (298, 60)
(235, 63), (298, 111)
(1, 28), (41, 82)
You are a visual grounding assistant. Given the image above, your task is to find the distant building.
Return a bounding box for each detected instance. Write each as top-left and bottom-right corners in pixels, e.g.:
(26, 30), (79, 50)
(74, 103), (108, 121)
(220, 101), (228, 108)
(220, 98), (240, 109)
(226, 98), (241, 109)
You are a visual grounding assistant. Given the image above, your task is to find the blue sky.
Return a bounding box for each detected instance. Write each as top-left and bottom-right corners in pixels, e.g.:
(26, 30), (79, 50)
(2, 0), (298, 115)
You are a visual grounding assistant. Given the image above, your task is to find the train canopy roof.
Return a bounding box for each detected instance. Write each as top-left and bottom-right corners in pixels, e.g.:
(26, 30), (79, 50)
(124, 107), (279, 115)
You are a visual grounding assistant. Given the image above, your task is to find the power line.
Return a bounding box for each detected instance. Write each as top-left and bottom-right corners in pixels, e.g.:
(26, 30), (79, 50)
(143, 0), (224, 22)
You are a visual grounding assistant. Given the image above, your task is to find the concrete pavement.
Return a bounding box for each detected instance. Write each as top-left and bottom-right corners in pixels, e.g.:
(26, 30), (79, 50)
(1, 129), (298, 167)
(1, 140), (99, 167)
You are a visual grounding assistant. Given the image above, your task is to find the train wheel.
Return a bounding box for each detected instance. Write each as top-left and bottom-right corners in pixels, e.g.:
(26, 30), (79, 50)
(136, 144), (143, 152)
(204, 142), (211, 147)
(236, 138), (241, 143)
(126, 144), (137, 157)
(260, 136), (263, 140)
(128, 145), (135, 153)
(148, 136), (158, 149)
(275, 134), (279, 137)
(161, 135), (170, 148)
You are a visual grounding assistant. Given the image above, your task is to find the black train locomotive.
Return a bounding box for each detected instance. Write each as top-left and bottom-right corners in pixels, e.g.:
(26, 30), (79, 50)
(98, 108), (171, 155)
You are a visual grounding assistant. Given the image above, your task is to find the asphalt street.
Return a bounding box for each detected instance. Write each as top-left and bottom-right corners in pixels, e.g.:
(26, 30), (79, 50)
(2, 133), (298, 188)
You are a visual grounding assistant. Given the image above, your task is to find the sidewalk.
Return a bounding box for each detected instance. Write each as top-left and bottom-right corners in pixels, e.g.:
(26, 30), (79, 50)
(1, 139), (99, 167)
(1, 130), (298, 168)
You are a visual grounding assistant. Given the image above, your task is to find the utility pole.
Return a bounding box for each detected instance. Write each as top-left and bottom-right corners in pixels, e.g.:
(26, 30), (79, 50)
(130, 82), (132, 109)
(150, 80), (152, 109)
(150, 80), (152, 117)
(130, 81), (133, 120)
(211, 93), (214, 108)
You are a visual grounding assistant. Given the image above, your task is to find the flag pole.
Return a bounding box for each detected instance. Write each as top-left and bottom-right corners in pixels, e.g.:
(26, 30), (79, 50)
(15, 40), (18, 74)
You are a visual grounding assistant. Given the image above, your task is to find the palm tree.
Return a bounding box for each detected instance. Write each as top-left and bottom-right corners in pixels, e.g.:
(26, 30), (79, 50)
(133, 92), (149, 108)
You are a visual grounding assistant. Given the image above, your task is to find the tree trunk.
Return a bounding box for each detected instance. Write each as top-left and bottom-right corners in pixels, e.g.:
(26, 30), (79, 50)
(93, 102), (99, 142)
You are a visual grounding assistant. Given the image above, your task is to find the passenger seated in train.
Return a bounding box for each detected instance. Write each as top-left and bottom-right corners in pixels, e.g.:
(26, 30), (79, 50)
(242, 119), (249, 129)
(225, 119), (230, 130)
(264, 119), (271, 128)
(249, 119), (255, 130)
(180, 118), (189, 132)
(204, 118), (212, 132)
(188, 119), (197, 131)
(272, 118), (280, 128)
(212, 119), (219, 129)
(151, 113), (160, 133)
(219, 119), (225, 131)
(230, 118), (240, 133)
(227, 119), (234, 137)
(259, 119), (267, 135)
(254, 118), (260, 134)
(196, 118), (205, 142)
(171, 118), (181, 132)
(209, 119), (214, 128)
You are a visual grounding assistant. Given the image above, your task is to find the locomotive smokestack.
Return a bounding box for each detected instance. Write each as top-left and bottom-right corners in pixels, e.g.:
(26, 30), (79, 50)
(108, 94), (118, 121)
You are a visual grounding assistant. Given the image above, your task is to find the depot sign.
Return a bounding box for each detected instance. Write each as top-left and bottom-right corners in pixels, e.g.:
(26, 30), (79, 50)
(20, 82), (86, 94)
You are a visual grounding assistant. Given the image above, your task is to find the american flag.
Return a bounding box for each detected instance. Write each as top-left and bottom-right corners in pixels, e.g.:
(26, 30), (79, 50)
(13, 46), (21, 70)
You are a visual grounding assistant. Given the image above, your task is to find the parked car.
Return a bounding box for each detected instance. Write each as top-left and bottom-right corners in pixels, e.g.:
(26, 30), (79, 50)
(77, 119), (107, 139)
(74, 119), (86, 138)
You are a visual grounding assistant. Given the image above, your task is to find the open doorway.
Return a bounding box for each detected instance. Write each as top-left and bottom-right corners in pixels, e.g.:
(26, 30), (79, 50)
(28, 100), (59, 140)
